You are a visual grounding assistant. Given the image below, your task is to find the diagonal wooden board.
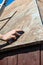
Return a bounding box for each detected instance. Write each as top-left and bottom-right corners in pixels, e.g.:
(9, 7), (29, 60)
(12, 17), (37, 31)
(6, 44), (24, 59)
(0, 0), (43, 51)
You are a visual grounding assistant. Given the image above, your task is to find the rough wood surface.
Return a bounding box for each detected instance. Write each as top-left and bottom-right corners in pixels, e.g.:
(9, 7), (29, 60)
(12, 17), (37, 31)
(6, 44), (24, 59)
(0, 57), (8, 65)
(0, 45), (40, 65)
(0, 0), (43, 50)
(0, 53), (17, 65)
(18, 45), (40, 65)
(37, 0), (43, 23)
(41, 44), (43, 65)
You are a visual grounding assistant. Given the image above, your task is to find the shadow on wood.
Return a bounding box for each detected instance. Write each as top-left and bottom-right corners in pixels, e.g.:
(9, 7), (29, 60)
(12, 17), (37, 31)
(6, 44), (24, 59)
(0, 41), (43, 60)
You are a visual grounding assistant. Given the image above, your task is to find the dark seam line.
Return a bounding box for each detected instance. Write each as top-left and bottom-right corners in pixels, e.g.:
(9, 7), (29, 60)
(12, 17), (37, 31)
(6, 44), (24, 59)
(40, 44), (41, 65)
(0, 17), (13, 22)
(0, 11), (17, 22)
(36, 0), (43, 24)
(0, 11), (17, 31)
(16, 55), (18, 65)
(39, 0), (43, 3)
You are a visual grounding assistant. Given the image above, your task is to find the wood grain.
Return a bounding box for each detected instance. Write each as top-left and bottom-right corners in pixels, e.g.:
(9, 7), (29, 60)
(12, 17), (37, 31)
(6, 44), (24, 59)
(41, 44), (43, 65)
(0, 0), (43, 50)
(37, 0), (43, 23)
(0, 57), (8, 65)
(0, 44), (41, 65)
(18, 45), (40, 65)
(7, 56), (17, 65)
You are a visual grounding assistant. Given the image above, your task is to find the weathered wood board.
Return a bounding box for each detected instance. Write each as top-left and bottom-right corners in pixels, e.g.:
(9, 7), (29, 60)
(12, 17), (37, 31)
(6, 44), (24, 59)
(37, 0), (43, 23)
(0, 45), (40, 65)
(0, 0), (43, 50)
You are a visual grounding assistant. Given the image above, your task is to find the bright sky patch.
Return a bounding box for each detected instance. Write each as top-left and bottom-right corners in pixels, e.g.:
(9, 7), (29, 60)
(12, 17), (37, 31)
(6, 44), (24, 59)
(0, 0), (15, 6)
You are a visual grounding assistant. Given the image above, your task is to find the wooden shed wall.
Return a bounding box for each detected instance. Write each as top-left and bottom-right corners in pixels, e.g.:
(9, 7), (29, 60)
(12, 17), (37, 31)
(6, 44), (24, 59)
(0, 41), (43, 65)
(0, 0), (43, 65)
(0, 43), (41, 65)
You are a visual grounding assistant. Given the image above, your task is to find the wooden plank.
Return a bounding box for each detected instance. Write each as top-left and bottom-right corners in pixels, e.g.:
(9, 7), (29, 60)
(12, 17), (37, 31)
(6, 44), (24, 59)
(0, 56), (17, 65)
(18, 45), (40, 65)
(0, 44), (41, 65)
(0, 50), (18, 65)
(7, 55), (17, 65)
(0, 58), (8, 65)
(0, 0), (31, 20)
(41, 44), (43, 65)
(0, 19), (9, 30)
(37, 0), (43, 23)
(35, 0), (43, 64)
(0, 0), (43, 51)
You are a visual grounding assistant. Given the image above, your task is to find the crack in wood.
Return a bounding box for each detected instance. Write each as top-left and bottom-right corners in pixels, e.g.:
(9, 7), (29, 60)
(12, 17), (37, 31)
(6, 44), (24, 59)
(0, 11), (17, 30)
